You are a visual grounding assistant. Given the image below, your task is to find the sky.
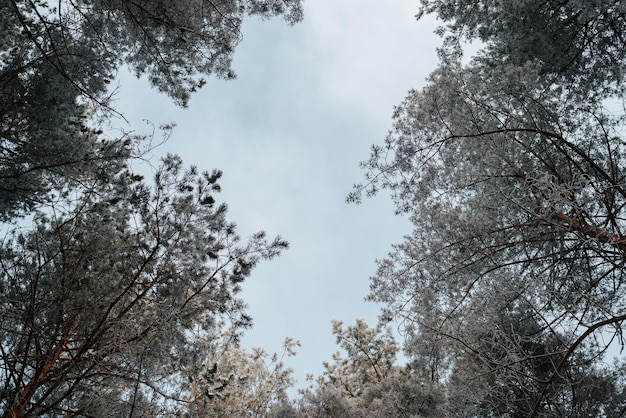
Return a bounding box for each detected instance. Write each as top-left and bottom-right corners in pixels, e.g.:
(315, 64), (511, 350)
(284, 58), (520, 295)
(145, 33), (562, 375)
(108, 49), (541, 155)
(111, 0), (442, 391)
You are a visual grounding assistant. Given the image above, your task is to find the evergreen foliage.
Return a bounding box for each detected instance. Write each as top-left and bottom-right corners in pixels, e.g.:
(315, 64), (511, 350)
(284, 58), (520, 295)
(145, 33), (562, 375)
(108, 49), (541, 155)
(290, 319), (443, 418)
(7, 0), (626, 415)
(0, 154), (288, 416)
(0, 1), (300, 415)
(0, 0), (303, 219)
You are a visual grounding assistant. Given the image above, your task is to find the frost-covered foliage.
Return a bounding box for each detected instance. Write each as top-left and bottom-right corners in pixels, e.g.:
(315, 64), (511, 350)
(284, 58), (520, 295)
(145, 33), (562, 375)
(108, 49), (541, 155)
(0, 0), (303, 219)
(351, 1), (626, 416)
(313, 319), (399, 398)
(7, 0), (303, 106)
(184, 334), (299, 417)
(418, 0), (626, 101)
(0, 154), (288, 416)
(0, 0), (302, 415)
(445, 303), (626, 417)
(289, 319), (443, 418)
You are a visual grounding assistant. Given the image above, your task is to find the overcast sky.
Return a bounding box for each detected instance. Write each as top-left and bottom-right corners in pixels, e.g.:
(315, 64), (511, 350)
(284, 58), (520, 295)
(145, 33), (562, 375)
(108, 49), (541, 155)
(112, 0), (442, 391)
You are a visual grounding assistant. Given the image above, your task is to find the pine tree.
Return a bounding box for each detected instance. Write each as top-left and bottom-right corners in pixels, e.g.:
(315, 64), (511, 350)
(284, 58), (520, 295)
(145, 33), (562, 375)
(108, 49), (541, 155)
(0, 155), (288, 416)
(0, 0), (303, 219)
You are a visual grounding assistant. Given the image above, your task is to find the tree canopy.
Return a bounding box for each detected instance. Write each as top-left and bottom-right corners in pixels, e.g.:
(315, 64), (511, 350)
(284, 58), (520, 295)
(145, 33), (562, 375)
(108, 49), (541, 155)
(418, 0), (626, 101)
(0, 0), (303, 219)
(285, 319), (442, 418)
(350, 0), (626, 415)
(6, 0), (626, 415)
(0, 0), (300, 415)
(0, 154), (288, 416)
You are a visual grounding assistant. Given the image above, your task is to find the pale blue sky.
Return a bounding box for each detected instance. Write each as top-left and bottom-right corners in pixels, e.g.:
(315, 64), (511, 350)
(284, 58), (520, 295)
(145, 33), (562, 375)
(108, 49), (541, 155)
(111, 0), (441, 390)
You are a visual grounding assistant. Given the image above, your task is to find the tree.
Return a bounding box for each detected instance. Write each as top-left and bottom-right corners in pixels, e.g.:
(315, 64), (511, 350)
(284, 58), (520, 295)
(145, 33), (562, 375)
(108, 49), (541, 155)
(184, 333), (299, 417)
(6, 0), (303, 106)
(0, 42), (135, 219)
(313, 319), (399, 398)
(294, 319), (443, 417)
(0, 0), (303, 219)
(417, 0), (626, 101)
(351, 4), (626, 416)
(0, 1), (302, 415)
(445, 303), (626, 417)
(0, 154), (288, 416)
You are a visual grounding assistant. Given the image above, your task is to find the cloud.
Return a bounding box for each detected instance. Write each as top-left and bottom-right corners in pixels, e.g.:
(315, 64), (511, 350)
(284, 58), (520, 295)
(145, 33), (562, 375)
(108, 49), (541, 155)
(110, 0), (442, 391)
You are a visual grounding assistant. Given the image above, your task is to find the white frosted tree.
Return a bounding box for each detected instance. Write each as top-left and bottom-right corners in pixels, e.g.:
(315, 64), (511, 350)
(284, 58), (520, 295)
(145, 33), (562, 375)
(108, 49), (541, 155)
(351, 2), (626, 416)
(184, 333), (299, 417)
(417, 0), (626, 101)
(294, 319), (443, 418)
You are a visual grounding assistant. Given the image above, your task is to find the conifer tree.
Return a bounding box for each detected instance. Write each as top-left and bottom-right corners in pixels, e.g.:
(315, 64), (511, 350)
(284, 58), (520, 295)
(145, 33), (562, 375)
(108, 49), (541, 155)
(0, 0), (303, 219)
(0, 155), (288, 416)
(0, 1), (304, 415)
